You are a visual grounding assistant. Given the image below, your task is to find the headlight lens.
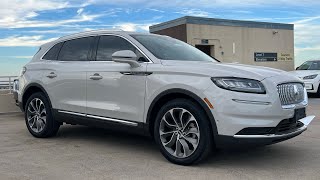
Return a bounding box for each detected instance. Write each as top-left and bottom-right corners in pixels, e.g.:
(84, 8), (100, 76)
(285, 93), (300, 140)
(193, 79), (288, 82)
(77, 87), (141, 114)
(303, 74), (318, 80)
(211, 77), (266, 94)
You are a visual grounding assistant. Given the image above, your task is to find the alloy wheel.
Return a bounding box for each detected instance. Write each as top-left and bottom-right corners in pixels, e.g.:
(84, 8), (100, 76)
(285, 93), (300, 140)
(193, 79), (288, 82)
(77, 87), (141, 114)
(159, 108), (200, 158)
(26, 98), (47, 133)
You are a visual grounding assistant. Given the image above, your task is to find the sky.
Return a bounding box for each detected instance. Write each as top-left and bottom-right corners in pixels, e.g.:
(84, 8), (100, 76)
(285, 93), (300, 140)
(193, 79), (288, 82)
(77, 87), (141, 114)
(0, 0), (320, 76)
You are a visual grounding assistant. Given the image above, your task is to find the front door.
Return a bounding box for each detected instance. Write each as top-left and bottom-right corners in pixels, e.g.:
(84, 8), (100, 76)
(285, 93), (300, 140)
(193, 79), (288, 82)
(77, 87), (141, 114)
(86, 35), (148, 123)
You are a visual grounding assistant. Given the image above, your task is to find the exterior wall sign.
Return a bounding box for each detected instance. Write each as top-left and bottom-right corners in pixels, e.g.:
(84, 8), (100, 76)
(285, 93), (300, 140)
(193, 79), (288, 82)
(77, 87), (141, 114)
(201, 39), (209, 44)
(254, 52), (277, 62)
(278, 53), (293, 61)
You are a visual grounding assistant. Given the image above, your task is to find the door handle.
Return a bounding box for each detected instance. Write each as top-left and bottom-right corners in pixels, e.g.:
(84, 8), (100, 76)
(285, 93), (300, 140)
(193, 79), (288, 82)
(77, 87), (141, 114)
(89, 73), (103, 80)
(46, 72), (57, 79)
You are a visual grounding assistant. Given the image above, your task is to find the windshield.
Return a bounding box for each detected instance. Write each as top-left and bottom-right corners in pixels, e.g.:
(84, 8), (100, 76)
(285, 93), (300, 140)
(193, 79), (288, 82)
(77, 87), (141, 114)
(297, 61), (320, 70)
(132, 34), (217, 62)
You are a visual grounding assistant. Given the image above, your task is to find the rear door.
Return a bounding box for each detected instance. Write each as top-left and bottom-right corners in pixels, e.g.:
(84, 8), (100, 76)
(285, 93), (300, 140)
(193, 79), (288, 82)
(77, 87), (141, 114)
(41, 36), (94, 113)
(86, 35), (148, 123)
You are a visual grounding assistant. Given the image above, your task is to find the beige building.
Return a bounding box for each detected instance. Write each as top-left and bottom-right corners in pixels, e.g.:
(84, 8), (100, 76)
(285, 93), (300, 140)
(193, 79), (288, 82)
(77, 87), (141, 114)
(149, 16), (294, 71)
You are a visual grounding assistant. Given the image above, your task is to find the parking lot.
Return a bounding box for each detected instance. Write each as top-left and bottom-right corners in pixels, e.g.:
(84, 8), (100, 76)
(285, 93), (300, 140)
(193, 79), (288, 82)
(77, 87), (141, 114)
(0, 97), (319, 180)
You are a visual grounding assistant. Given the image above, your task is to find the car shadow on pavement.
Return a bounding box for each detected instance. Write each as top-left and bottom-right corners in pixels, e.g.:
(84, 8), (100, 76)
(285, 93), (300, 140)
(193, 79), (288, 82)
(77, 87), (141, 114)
(54, 125), (307, 167)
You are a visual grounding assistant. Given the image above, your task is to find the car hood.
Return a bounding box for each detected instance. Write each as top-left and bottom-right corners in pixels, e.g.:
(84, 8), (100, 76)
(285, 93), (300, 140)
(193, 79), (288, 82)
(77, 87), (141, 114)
(161, 61), (289, 81)
(288, 70), (320, 78)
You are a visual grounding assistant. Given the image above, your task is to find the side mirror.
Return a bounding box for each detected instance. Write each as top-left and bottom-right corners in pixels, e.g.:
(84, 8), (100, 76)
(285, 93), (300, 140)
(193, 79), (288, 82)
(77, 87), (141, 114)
(296, 66), (299, 70)
(112, 50), (140, 68)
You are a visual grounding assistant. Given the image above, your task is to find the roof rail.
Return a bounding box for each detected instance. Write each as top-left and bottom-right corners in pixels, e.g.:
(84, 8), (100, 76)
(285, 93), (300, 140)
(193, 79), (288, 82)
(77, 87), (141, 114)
(58, 29), (124, 39)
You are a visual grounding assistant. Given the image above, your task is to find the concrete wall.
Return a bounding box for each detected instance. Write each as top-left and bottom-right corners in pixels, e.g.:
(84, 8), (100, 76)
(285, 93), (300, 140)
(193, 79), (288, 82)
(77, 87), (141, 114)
(0, 91), (20, 113)
(187, 24), (294, 71)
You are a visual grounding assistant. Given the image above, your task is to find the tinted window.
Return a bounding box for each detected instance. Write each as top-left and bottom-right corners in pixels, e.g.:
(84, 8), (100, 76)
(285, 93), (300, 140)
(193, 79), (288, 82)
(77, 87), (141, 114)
(132, 35), (217, 62)
(58, 37), (94, 61)
(297, 61), (320, 70)
(96, 36), (136, 61)
(43, 42), (63, 60)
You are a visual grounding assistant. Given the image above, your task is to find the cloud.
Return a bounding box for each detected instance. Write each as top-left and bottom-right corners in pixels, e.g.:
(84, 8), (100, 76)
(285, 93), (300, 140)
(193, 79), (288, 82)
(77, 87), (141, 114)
(0, 56), (34, 59)
(292, 15), (320, 64)
(0, 1), (102, 29)
(77, 8), (84, 15)
(176, 9), (211, 17)
(0, 36), (57, 47)
(113, 23), (155, 32)
(81, 0), (320, 8)
(0, 13), (102, 29)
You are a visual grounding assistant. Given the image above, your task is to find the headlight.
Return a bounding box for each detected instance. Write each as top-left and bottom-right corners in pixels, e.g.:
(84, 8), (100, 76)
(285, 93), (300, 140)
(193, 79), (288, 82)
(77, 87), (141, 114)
(303, 74), (318, 80)
(211, 77), (266, 94)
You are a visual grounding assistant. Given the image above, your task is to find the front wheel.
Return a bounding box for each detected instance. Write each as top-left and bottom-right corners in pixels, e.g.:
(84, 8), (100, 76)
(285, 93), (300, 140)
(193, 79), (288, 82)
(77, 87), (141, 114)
(25, 92), (60, 138)
(154, 99), (213, 165)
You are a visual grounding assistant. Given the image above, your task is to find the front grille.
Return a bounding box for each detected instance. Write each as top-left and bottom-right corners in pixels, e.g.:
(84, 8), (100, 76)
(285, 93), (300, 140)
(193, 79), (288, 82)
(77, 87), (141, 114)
(277, 83), (304, 106)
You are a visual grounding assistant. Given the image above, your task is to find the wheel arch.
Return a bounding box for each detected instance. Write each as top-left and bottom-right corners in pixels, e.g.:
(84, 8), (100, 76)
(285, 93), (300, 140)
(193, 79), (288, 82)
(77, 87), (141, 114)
(22, 83), (52, 111)
(146, 88), (218, 140)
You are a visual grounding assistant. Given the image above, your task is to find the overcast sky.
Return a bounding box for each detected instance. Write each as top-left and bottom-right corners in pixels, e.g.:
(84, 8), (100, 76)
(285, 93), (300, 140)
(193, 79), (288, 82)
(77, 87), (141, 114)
(0, 0), (320, 75)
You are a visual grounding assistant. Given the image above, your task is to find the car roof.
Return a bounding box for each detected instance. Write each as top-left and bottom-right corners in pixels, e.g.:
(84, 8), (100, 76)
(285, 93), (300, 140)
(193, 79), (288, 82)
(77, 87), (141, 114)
(41, 30), (156, 47)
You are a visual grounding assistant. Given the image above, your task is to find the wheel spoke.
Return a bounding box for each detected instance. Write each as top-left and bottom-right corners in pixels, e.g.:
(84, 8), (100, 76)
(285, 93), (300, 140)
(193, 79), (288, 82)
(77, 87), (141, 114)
(30, 100), (37, 113)
(28, 116), (36, 128)
(40, 108), (46, 116)
(162, 116), (177, 128)
(185, 127), (199, 136)
(174, 139), (182, 157)
(35, 99), (41, 112)
(160, 130), (176, 137)
(182, 117), (196, 131)
(182, 136), (198, 149)
(168, 109), (180, 128)
(164, 133), (178, 148)
(178, 109), (187, 128)
(179, 138), (192, 157)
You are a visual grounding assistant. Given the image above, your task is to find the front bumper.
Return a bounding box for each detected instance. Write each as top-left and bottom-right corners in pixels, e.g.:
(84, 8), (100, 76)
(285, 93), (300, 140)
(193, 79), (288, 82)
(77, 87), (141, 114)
(303, 80), (319, 93)
(215, 116), (314, 148)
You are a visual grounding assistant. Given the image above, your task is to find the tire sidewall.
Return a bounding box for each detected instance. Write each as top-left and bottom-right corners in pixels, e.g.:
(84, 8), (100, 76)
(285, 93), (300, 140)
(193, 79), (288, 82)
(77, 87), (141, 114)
(154, 99), (212, 165)
(24, 92), (55, 138)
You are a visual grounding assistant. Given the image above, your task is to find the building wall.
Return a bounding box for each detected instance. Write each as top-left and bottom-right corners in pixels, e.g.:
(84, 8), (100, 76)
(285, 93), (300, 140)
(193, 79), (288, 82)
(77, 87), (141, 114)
(187, 24), (294, 71)
(151, 24), (187, 42)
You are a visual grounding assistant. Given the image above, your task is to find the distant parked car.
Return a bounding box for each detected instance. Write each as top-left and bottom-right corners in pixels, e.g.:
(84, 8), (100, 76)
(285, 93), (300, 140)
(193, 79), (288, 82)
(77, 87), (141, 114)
(290, 60), (320, 96)
(14, 30), (314, 165)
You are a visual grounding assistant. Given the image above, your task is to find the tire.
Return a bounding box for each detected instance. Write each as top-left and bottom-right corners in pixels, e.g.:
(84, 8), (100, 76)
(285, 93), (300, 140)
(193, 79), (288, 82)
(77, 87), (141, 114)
(24, 92), (60, 138)
(154, 98), (213, 165)
(317, 84), (320, 98)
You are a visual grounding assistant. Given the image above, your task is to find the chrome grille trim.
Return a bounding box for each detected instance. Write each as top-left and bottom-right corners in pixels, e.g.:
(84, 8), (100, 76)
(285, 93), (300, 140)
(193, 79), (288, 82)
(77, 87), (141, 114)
(277, 83), (305, 107)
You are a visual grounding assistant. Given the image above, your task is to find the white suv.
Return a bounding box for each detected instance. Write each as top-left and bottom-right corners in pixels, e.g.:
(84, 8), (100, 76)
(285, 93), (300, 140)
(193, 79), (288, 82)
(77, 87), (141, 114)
(14, 30), (314, 165)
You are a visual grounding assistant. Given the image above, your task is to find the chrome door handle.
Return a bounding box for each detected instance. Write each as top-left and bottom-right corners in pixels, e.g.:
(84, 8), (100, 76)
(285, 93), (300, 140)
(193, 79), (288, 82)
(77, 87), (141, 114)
(89, 73), (103, 80)
(46, 72), (57, 79)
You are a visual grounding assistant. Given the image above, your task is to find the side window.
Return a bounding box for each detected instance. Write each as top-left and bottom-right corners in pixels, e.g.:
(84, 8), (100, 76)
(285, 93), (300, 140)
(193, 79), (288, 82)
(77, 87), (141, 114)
(96, 36), (137, 61)
(58, 37), (94, 61)
(43, 42), (63, 60)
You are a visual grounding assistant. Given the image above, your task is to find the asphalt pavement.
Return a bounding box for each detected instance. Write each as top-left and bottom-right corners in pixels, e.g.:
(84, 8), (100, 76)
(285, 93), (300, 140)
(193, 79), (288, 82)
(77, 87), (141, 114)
(0, 98), (319, 180)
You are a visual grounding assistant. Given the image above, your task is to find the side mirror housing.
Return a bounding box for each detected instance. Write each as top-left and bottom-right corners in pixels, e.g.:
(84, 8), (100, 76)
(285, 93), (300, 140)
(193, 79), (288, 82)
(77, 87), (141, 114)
(296, 66), (299, 70)
(112, 50), (140, 68)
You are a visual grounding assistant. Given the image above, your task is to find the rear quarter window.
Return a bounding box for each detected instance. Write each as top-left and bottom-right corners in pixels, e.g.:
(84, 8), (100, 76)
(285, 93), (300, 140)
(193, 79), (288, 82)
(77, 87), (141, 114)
(42, 42), (63, 60)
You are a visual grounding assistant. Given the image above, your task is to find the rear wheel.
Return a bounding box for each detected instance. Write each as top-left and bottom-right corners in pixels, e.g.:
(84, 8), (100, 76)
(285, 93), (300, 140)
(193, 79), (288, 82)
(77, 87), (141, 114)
(154, 98), (213, 165)
(25, 92), (60, 138)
